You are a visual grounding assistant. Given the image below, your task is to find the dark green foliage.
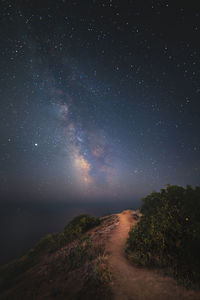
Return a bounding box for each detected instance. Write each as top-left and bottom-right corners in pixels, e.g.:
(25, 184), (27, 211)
(62, 214), (100, 245)
(33, 214), (100, 253)
(0, 214), (100, 292)
(65, 214), (101, 232)
(127, 185), (200, 286)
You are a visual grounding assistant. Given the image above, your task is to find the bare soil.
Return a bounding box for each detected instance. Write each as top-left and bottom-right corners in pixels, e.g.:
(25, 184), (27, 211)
(106, 210), (200, 300)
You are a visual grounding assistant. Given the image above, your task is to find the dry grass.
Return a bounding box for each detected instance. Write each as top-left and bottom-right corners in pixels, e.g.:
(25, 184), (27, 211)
(0, 214), (119, 300)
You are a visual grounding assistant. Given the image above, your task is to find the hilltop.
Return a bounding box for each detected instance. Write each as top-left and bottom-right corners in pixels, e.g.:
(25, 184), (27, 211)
(1, 208), (200, 299)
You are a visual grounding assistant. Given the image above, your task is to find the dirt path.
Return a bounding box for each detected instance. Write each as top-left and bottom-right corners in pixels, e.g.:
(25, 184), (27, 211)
(106, 210), (200, 300)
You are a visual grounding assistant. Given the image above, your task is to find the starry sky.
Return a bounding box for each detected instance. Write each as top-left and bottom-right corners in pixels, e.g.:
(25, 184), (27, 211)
(1, 0), (200, 203)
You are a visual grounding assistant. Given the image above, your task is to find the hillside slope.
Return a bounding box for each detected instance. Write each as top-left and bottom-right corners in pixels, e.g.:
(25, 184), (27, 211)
(1, 211), (200, 300)
(0, 214), (118, 300)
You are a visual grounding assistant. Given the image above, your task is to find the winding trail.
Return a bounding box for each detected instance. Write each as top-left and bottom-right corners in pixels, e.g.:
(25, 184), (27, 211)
(106, 210), (200, 300)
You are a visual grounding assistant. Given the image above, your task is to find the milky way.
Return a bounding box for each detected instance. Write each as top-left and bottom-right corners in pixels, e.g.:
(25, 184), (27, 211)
(53, 81), (118, 198)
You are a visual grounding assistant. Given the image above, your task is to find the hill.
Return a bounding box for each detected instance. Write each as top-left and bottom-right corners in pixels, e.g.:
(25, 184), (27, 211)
(0, 214), (118, 299)
(1, 188), (200, 299)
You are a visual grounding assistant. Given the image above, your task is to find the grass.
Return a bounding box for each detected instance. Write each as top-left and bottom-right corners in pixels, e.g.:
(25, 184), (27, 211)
(0, 214), (116, 299)
(0, 214), (101, 293)
(78, 249), (112, 300)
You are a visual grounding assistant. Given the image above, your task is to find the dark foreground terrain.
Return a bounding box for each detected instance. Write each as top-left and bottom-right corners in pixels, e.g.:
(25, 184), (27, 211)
(1, 186), (200, 299)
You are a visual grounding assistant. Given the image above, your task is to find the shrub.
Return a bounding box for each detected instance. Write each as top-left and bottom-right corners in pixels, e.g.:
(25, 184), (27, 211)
(126, 185), (200, 286)
(65, 214), (100, 231)
(33, 214), (100, 253)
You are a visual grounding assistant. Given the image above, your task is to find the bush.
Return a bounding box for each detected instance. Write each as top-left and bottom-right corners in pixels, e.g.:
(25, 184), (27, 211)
(126, 185), (200, 286)
(64, 214), (100, 235)
(33, 214), (100, 253)
(56, 214), (100, 250)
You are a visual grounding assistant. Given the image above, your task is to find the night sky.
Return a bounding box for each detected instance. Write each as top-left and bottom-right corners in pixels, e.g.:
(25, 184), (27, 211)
(1, 0), (200, 204)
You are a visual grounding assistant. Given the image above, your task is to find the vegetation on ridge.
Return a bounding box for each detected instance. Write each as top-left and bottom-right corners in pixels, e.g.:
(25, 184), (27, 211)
(34, 214), (101, 253)
(126, 185), (200, 287)
(0, 215), (109, 299)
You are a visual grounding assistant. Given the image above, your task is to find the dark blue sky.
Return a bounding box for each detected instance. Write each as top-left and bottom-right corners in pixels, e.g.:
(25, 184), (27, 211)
(1, 0), (200, 202)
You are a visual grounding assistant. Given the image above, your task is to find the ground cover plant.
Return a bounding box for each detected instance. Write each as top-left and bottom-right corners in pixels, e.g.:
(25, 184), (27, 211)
(126, 185), (200, 287)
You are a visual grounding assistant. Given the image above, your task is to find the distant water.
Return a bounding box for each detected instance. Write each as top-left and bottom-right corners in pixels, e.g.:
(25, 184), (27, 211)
(0, 200), (140, 264)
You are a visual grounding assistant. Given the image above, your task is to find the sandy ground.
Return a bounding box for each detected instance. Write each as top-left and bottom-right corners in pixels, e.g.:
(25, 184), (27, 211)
(106, 210), (200, 300)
